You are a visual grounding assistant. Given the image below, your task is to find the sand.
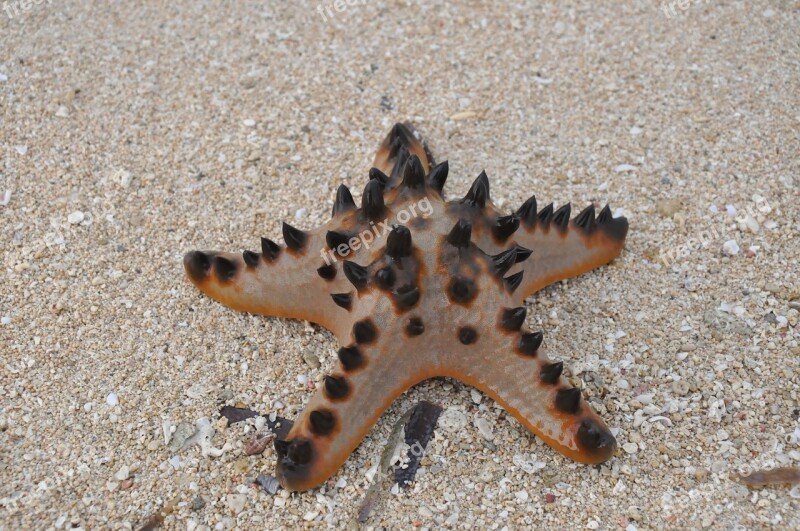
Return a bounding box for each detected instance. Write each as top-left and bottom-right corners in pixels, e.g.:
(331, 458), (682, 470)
(1, 0), (799, 529)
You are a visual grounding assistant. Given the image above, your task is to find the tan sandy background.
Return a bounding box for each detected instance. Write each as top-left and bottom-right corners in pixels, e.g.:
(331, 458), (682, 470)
(1, 0), (799, 529)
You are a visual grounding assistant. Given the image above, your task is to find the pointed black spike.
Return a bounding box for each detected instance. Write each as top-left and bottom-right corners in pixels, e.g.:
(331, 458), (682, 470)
(331, 292), (353, 311)
(504, 270), (524, 293)
(386, 225), (412, 260)
(317, 263), (337, 280)
(260, 237), (281, 261)
(391, 146), (410, 180)
(518, 331), (543, 355)
(428, 160), (449, 193)
(500, 307), (527, 331)
(596, 204), (613, 224)
(282, 222), (307, 252)
(446, 219), (472, 248)
(343, 261), (369, 291)
(448, 277), (477, 304)
(494, 213), (520, 241)
(213, 256), (237, 281)
(537, 203), (554, 226)
(574, 204), (596, 231)
(388, 134), (405, 159)
(462, 170), (490, 208)
(326, 230), (351, 253)
(375, 267), (396, 289)
(555, 388), (582, 414)
(332, 184), (356, 216)
(394, 285), (420, 311)
(492, 247), (518, 277)
(553, 203), (571, 231)
(401, 155), (425, 189)
(324, 375), (350, 400)
(242, 250), (259, 268)
(514, 245), (532, 263)
(369, 167), (390, 187)
(361, 179), (386, 221)
(517, 195), (538, 226)
(539, 361), (563, 384)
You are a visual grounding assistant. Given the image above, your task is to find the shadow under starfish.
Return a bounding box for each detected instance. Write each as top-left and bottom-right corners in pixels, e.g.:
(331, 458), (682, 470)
(183, 122), (629, 492)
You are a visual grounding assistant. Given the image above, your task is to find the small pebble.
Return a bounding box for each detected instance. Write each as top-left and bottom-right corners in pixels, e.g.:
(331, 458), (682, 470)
(623, 443), (639, 454)
(722, 240), (740, 256)
(106, 393), (119, 406)
(474, 418), (494, 440)
(68, 211), (85, 224)
(302, 351), (320, 369)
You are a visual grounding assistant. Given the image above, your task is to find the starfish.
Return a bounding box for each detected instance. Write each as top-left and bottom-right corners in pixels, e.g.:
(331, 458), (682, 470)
(183, 123), (629, 492)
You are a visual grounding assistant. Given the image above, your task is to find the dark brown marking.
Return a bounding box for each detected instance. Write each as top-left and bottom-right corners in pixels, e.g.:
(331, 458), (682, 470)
(448, 277), (477, 304)
(353, 319), (377, 344)
(184, 251), (211, 281)
(323, 375), (350, 400)
(406, 317), (424, 336)
(458, 326), (478, 345)
(309, 409), (336, 436)
(213, 256), (237, 282)
(317, 263), (337, 281)
(338, 346), (364, 371)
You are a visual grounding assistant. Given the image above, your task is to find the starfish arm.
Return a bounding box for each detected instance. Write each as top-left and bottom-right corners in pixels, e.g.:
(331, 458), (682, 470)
(183, 231), (353, 340)
(509, 205), (628, 304)
(440, 326), (617, 466)
(274, 313), (430, 491)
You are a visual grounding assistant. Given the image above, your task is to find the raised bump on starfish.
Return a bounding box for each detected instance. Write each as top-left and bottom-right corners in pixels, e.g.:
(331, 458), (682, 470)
(183, 122), (629, 491)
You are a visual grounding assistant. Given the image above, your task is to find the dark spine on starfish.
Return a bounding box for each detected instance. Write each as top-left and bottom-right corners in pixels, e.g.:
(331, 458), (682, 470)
(331, 293), (353, 311)
(540, 361), (563, 384)
(552, 203), (571, 232)
(317, 263), (337, 280)
(517, 195), (537, 227)
(447, 219), (472, 248)
(555, 388), (582, 414)
(338, 346), (364, 371)
(491, 247), (518, 277)
(514, 245), (533, 263)
(406, 317), (425, 336)
(343, 261), (369, 291)
(353, 319), (377, 344)
(332, 184), (356, 216)
(242, 250), (259, 268)
(458, 326), (478, 345)
(537, 203), (554, 227)
(309, 409), (336, 436)
(326, 230), (351, 254)
(462, 171), (489, 209)
(493, 214), (520, 241)
(213, 256), (237, 282)
(573, 204), (596, 232)
(401, 155), (426, 189)
(369, 167), (390, 187)
(282, 222), (307, 253)
(386, 225), (412, 259)
(428, 160), (449, 193)
(394, 285), (420, 311)
(261, 237), (281, 261)
(518, 331), (543, 355)
(500, 307), (527, 331)
(361, 179), (386, 221)
(323, 375), (350, 400)
(504, 271), (524, 293)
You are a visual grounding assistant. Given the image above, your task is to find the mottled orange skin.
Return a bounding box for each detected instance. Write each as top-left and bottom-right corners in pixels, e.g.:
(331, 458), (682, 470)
(184, 123), (629, 491)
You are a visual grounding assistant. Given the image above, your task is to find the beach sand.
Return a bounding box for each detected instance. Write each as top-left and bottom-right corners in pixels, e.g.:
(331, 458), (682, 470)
(1, 0), (798, 528)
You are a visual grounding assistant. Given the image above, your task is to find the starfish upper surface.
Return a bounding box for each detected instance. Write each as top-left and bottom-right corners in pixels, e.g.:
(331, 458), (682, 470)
(184, 123), (629, 491)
